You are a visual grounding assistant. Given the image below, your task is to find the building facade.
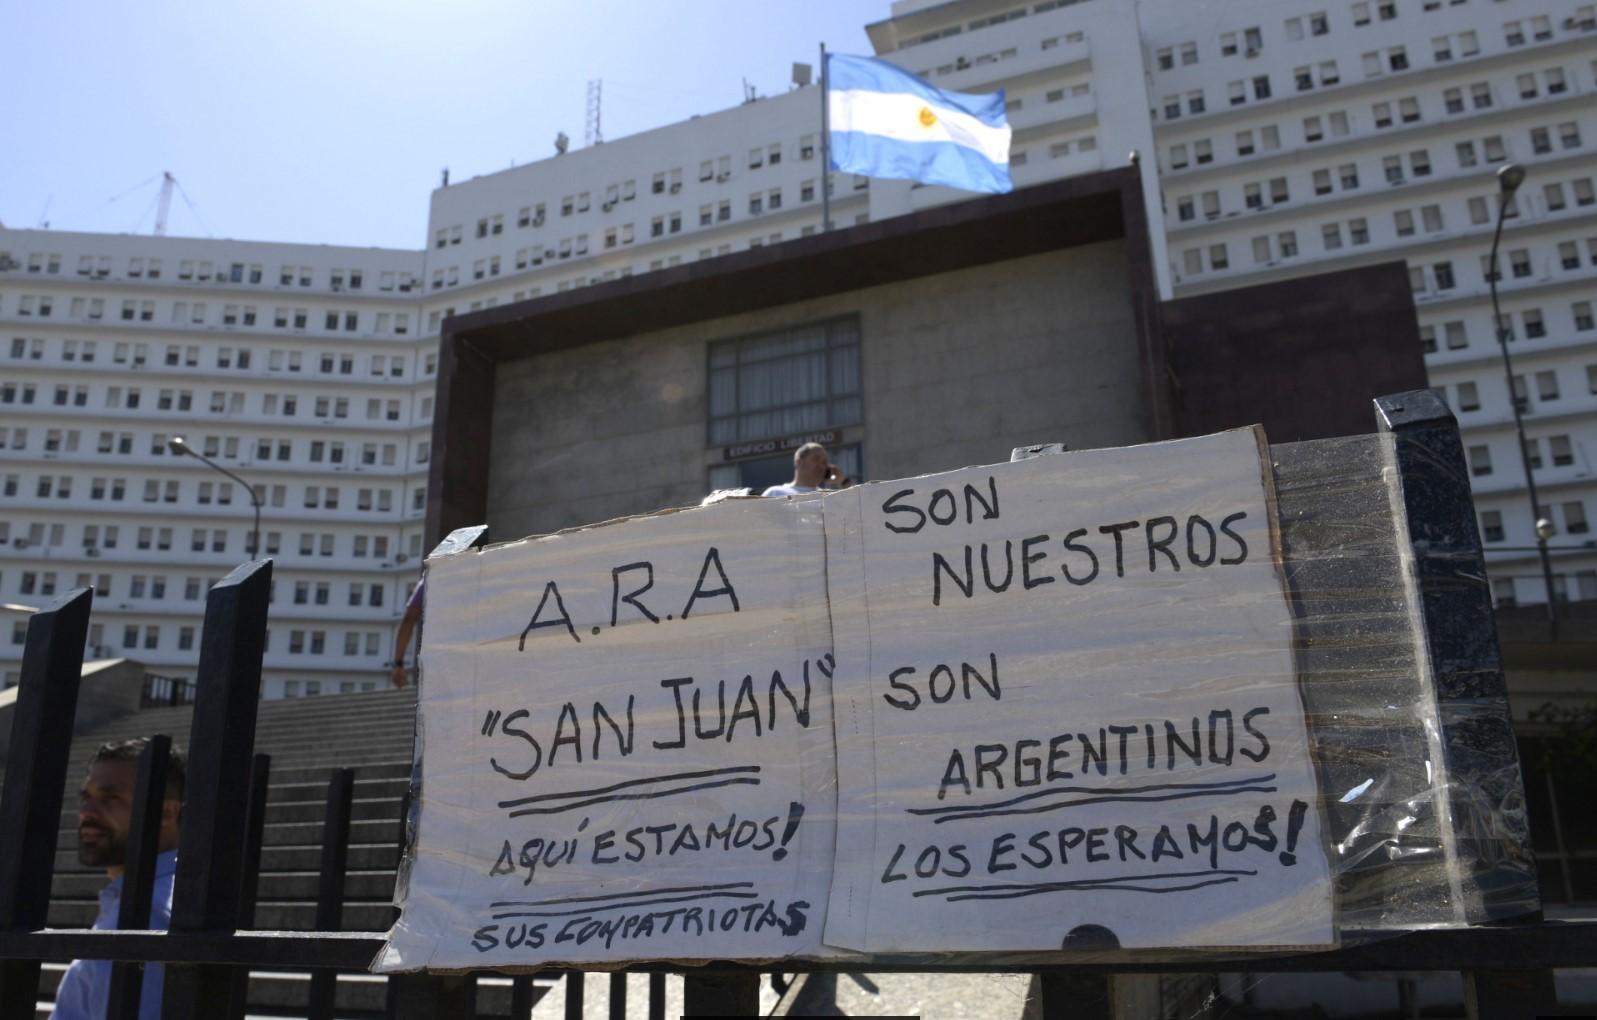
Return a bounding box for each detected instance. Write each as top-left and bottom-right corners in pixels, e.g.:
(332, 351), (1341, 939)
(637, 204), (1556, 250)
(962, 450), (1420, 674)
(0, 232), (432, 696)
(3, 0), (1592, 695)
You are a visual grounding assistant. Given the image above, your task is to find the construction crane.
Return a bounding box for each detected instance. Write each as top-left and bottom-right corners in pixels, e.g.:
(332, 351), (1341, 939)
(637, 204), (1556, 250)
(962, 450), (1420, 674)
(153, 171), (176, 236)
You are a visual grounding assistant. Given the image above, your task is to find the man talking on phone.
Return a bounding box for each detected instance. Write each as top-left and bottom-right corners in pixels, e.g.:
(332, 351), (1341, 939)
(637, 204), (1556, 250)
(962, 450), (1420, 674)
(762, 442), (847, 497)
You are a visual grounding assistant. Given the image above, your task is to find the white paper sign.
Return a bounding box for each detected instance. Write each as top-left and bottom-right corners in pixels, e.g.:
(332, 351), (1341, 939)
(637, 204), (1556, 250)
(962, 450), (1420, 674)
(376, 498), (836, 969)
(822, 428), (1333, 951)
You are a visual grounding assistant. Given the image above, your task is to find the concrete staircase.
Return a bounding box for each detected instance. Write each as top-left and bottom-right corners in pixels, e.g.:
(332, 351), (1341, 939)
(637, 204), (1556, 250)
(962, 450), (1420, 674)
(31, 687), (552, 1017)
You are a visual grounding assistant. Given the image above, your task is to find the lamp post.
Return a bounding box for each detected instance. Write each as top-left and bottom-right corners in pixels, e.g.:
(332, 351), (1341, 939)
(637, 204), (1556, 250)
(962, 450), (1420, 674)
(1487, 163), (1559, 635)
(169, 436), (264, 558)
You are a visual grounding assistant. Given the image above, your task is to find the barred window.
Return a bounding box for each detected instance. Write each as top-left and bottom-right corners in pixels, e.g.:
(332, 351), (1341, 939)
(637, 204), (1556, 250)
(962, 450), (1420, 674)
(707, 317), (861, 446)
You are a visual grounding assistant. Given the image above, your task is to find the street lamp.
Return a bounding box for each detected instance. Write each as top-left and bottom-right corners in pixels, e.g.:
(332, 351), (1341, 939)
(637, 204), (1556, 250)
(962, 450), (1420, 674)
(1486, 163), (1559, 634)
(169, 436), (265, 558)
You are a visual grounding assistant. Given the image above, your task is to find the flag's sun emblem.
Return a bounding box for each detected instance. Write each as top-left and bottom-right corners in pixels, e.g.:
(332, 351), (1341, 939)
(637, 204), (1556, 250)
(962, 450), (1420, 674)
(918, 105), (937, 127)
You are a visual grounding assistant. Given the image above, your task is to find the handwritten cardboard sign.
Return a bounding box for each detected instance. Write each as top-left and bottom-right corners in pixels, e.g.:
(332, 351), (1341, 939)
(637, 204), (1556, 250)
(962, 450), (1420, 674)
(822, 428), (1333, 950)
(375, 497), (837, 969)
(379, 428), (1334, 969)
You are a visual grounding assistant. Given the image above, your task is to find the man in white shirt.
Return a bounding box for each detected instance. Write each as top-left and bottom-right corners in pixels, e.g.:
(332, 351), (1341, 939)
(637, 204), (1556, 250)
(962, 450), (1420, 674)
(52, 738), (184, 1020)
(762, 442), (847, 497)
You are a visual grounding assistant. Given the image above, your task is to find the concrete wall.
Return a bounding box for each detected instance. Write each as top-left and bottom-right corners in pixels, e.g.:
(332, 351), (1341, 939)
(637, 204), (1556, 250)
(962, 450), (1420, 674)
(487, 238), (1146, 538)
(0, 657), (148, 763)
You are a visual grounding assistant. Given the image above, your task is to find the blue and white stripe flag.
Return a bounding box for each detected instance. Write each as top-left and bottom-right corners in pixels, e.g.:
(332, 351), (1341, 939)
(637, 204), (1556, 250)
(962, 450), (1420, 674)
(826, 53), (1013, 194)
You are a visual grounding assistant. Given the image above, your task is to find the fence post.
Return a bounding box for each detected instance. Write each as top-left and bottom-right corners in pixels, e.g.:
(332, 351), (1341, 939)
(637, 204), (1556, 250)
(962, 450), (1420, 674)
(0, 588), (92, 1017)
(648, 972), (666, 1020)
(162, 558), (272, 1017)
(307, 768), (355, 1019)
(225, 753), (272, 1020)
(682, 971), (759, 1016)
(1375, 391), (1557, 1015)
(608, 971), (627, 1020)
(106, 735), (172, 1020)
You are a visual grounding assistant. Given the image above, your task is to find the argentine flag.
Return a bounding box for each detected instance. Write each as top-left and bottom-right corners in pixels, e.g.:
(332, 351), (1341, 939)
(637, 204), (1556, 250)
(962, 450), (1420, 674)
(826, 53), (1013, 194)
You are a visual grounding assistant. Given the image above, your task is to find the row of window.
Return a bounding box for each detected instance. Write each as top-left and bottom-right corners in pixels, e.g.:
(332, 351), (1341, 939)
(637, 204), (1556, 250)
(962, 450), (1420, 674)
(0, 518), (421, 562)
(5, 618), (389, 662)
(434, 140), (831, 252)
(1166, 62), (1589, 172)
(0, 378), (432, 427)
(5, 471), (428, 517)
(1153, 3), (1594, 79)
(895, 0), (1084, 51)
(1, 253), (417, 293)
(1422, 301), (1597, 352)
(1447, 365), (1597, 415)
(0, 293), (414, 336)
(1480, 499), (1591, 545)
(432, 180), (845, 288)
(5, 337), (431, 379)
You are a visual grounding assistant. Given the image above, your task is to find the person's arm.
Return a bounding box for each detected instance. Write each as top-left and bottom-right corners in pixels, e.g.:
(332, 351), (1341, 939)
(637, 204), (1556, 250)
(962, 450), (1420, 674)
(390, 600), (422, 688)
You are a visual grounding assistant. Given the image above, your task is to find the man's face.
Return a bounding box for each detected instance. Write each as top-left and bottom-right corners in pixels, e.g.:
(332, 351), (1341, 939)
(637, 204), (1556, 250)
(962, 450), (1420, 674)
(795, 449), (829, 486)
(78, 759), (136, 868)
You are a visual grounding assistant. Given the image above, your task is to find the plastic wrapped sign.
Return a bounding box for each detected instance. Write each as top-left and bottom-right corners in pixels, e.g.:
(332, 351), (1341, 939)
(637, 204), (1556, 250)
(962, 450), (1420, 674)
(376, 497), (836, 969)
(822, 427), (1333, 951)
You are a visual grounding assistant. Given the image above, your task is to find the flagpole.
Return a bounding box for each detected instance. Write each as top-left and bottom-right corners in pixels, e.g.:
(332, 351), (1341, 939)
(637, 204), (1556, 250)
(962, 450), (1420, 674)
(819, 42), (832, 233)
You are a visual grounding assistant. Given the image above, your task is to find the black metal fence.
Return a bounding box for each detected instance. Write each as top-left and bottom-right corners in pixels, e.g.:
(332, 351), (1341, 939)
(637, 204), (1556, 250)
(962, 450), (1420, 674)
(1, 392), (1595, 1019)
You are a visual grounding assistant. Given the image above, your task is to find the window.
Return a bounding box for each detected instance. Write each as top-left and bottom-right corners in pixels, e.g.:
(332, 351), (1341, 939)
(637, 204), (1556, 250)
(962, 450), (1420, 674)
(1480, 510), (1504, 543)
(1455, 381), (1479, 411)
(1252, 76), (1271, 100)
(1523, 309), (1545, 338)
(1304, 116), (1323, 143)
(1278, 230), (1298, 257)
(1433, 261), (1455, 290)
(1536, 370), (1560, 401)
(1550, 435), (1574, 467)
(1394, 209), (1415, 236)
(1338, 163), (1359, 190)
(1468, 445), (1492, 476)
(1559, 122), (1582, 149)
(1564, 502), (1589, 535)
(707, 318), (862, 445)
(1322, 223), (1344, 250)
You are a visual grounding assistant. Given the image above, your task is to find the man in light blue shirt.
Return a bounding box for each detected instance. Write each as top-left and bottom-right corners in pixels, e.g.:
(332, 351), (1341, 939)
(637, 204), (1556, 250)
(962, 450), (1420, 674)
(52, 738), (184, 1020)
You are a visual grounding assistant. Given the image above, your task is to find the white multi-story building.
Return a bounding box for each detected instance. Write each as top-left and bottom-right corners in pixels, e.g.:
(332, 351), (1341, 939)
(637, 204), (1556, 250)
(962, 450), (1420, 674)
(3, 0), (1592, 698)
(1140, 0), (1597, 607)
(0, 231), (433, 696)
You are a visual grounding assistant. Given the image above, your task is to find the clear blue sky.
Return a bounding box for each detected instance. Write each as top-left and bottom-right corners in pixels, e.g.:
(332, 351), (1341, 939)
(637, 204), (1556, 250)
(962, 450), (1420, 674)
(1, 1), (879, 250)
